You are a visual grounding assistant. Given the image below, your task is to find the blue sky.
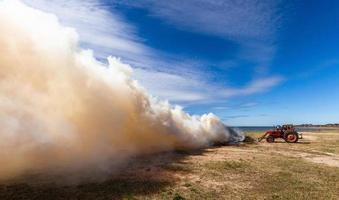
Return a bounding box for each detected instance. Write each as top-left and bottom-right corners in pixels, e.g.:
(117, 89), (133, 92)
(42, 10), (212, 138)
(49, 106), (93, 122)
(24, 0), (339, 126)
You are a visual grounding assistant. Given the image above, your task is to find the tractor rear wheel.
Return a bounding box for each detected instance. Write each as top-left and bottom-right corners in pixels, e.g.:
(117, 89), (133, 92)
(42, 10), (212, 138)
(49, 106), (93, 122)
(285, 132), (298, 143)
(266, 136), (275, 143)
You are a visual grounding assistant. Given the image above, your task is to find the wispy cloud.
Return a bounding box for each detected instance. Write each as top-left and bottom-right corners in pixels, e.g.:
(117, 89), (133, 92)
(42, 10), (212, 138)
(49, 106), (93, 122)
(115, 0), (283, 65)
(222, 115), (250, 120)
(22, 0), (285, 104)
(222, 76), (284, 97)
(213, 101), (258, 111)
(240, 102), (259, 108)
(116, 0), (280, 41)
(135, 68), (283, 103)
(21, 1), (207, 74)
(133, 68), (210, 102)
(22, 0), (151, 61)
(296, 59), (339, 79)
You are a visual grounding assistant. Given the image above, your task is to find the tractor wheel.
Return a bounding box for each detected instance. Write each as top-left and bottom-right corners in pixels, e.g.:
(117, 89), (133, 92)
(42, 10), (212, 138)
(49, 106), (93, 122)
(285, 132), (299, 143)
(266, 136), (275, 143)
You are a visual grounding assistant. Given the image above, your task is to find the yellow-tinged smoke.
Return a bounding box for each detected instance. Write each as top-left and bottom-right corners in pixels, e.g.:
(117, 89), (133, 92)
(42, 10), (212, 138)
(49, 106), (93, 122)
(0, 0), (242, 180)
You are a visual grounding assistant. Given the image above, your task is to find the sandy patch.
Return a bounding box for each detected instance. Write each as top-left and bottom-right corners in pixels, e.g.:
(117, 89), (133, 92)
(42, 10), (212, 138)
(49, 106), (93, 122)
(275, 149), (339, 167)
(304, 156), (339, 167)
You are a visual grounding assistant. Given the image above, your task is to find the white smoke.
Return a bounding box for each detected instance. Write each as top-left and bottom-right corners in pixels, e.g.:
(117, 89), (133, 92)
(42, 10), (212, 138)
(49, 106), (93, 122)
(0, 0), (242, 180)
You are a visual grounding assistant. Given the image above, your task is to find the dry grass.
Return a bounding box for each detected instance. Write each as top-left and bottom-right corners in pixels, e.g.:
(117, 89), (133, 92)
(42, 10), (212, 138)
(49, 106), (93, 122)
(0, 130), (338, 200)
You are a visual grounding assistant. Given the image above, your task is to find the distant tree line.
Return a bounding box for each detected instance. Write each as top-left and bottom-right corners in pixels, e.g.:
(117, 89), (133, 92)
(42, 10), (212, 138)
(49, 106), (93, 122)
(296, 124), (339, 127)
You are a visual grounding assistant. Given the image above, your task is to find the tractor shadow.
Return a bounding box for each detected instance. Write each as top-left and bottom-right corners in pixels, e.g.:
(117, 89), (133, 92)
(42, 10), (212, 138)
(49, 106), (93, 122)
(0, 149), (211, 200)
(295, 141), (311, 144)
(272, 140), (311, 144)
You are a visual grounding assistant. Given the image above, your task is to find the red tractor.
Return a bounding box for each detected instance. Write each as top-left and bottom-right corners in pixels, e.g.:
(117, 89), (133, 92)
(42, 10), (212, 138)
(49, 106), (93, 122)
(258, 124), (302, 143)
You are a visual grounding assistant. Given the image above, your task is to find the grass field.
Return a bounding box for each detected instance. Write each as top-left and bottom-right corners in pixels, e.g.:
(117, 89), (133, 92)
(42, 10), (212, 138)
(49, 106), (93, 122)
(0, 130), (338, 200)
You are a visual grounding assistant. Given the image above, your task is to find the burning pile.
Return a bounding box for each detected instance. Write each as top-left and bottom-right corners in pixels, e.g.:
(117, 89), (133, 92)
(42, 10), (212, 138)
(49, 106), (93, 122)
(0, 0), (243, 180)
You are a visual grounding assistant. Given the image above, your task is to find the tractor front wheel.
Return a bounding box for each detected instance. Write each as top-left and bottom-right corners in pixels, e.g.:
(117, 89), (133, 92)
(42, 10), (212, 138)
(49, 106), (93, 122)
(266, 136), (275, 143)
(285, 132), (299, 143)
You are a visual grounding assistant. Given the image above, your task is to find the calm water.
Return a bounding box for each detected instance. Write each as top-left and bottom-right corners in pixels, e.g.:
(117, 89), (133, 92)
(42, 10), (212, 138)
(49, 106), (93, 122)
(234, 126), (271, 133)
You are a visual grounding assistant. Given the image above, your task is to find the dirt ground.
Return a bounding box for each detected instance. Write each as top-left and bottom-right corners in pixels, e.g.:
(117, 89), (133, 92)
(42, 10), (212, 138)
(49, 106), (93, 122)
(0, 130), (338, 200)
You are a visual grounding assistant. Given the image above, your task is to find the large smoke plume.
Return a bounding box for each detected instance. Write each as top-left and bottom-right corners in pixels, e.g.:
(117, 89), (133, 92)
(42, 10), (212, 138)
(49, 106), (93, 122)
(0, 0), (242, 181)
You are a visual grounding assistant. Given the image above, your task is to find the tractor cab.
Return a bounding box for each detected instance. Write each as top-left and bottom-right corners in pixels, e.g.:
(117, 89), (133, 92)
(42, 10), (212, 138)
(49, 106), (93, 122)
(282, 124), (294, 131)
(275, 125), (281, 131)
